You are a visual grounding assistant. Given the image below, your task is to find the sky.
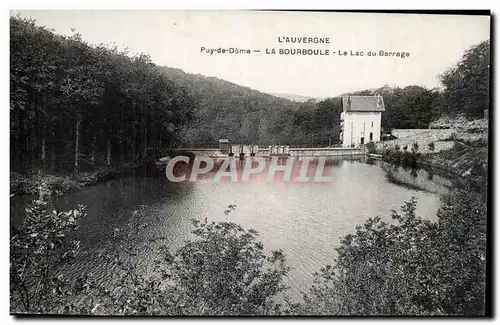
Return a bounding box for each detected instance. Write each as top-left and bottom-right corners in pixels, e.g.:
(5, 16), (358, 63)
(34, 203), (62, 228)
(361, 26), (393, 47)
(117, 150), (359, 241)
(11, 10), (490, 98)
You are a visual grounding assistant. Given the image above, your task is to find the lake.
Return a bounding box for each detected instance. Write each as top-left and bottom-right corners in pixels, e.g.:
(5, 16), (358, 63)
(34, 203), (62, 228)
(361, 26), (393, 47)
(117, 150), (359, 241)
(11, 157), (461, 300)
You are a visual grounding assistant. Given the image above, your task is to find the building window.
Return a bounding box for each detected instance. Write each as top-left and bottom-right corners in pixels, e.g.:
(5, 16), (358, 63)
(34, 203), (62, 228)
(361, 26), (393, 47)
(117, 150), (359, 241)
(369, 132), (373, 141)
(371, 121), (374, 128)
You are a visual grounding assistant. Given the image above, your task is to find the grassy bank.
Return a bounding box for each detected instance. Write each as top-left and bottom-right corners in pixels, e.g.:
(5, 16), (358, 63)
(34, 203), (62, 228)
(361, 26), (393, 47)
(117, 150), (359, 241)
(10, 163), (142, 197)
(423, 139), (488, 177)
(420, 139), (488, 190)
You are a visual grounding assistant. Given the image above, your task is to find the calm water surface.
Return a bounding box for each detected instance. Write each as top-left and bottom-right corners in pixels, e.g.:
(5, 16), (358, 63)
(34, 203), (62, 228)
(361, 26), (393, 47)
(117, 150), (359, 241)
(11, 157), (461, 300)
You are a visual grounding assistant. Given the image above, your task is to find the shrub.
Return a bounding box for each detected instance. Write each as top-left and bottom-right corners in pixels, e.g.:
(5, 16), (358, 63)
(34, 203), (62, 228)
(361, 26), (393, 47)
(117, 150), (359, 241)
(74, 208), (290, 316)
(436, 190), (487, 314)
(10, 197), (87, 313)
(428, 142), (435, 151)
(296, 190), (486, 316)
(164, 219), (290, 315)
(11, 192), (486, 316)
(365, 142), (376, 154)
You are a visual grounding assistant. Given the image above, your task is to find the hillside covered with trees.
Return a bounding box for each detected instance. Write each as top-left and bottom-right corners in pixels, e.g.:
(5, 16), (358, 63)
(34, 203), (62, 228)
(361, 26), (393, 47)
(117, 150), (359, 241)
(160, 67), (301, 147)
(10, 15), (490, 173)
(10, 16), (195, 174)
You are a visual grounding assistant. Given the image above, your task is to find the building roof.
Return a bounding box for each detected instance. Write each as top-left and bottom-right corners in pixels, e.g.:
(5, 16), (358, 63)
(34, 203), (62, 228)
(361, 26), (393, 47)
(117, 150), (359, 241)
(342, 95), (385, 112)
(218, 139), (230, 143)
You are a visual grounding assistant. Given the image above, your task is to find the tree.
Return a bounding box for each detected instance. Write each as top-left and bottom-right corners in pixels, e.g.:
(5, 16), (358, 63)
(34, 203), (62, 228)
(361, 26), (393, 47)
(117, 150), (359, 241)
(289, 97), (342, 147)
(439, 40), (490, 117)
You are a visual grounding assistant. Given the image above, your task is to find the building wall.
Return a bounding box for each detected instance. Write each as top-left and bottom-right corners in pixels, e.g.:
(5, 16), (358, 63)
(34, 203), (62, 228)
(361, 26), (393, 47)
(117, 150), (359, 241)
(341, 112), (382, 147)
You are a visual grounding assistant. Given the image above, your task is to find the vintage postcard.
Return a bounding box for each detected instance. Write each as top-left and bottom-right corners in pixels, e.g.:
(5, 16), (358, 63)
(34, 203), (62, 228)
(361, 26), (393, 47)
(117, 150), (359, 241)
(9, 10), (490, 316)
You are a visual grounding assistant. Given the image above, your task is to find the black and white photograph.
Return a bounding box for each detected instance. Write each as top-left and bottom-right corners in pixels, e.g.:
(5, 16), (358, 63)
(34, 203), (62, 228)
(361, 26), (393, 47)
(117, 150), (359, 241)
(9, 10), (491, 316)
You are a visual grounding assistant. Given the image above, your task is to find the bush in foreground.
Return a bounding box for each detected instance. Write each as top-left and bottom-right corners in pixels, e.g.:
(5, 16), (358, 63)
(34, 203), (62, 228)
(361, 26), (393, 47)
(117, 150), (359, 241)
(69, 216), (290, 315)
(11, 189), (486, 316)
(293, 189), (486, 316)
(10, 196), (86, 314)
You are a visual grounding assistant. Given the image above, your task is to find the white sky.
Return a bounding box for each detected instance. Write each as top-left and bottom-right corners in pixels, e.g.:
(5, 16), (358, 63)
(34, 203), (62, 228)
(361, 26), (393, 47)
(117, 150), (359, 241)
(11, 10), (490, 98)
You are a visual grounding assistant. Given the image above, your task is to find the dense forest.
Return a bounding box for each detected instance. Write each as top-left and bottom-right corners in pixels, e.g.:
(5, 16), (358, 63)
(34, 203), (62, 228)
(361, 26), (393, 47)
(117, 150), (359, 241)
(161, 67), (300, 147)
(10, 17), (195, 174)
(10, 16), (490, 174)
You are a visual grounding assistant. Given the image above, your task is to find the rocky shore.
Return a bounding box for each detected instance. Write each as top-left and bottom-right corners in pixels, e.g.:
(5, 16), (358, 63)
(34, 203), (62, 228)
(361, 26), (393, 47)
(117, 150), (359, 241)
(376, 115), (488, 187)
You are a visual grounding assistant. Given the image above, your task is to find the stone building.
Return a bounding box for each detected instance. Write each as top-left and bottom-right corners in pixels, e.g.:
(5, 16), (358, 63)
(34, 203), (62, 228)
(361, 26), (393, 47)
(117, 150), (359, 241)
(340, 95), (385, 148)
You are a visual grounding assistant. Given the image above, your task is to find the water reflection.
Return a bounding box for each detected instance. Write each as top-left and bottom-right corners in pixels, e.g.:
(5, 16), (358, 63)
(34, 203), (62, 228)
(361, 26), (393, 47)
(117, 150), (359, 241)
(171, 156), (369, 185)
(11, 157), (460, 302)
(379, 161), (460, 196)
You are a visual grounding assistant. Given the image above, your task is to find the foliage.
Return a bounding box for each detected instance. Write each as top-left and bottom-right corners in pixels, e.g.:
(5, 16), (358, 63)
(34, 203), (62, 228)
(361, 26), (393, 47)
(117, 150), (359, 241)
(163, 218), (289, 315)
(11, 190), (487, 316)
(348, 85), (441, 129)
(435, 190), (487, 314)
(288, 98), (342, 147)
(10, 195), (87, 314)
(438, 41), (490, 117)
(9, 16), (489, 315)
(295, 190), (486, 316)
(10, 16), (195, 174)
(38, 207), (290, 316)
(365, 141), (376, 154)
(382, 147), (421, 168)
(10, 172), (80, 196)
(424, 139), (488, 189)
(162, 67), (301, 147)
